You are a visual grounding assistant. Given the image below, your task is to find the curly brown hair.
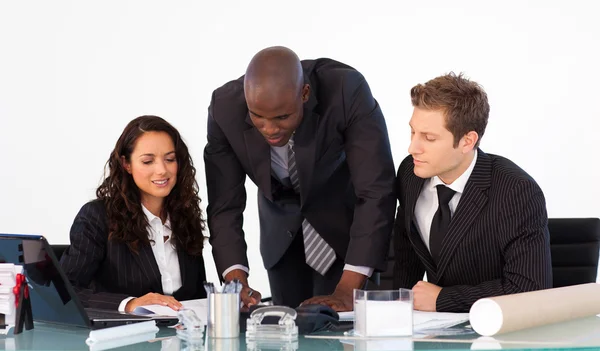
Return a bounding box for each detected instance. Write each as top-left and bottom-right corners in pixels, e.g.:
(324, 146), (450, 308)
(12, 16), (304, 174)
(96, 115), (205, 256)
(411, 72), (489, 148)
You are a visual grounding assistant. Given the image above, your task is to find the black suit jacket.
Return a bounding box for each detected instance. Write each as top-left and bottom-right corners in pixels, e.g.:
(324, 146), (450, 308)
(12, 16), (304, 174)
(60, 200), (207, 310)
(204, 58), (396, 274)
(393, 150), (552, 312)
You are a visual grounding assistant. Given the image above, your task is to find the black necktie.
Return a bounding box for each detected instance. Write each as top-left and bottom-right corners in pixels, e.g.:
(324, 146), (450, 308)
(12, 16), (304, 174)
(429, 184), (456, 264)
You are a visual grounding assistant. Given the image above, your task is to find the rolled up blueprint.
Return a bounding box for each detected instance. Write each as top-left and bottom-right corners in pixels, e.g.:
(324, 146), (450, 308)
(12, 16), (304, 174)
(86, 320), (158, 344)
(469, 283), (600, 336)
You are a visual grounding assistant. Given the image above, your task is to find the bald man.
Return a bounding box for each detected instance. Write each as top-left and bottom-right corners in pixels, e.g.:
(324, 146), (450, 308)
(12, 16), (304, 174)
(204, 47), (396, 311)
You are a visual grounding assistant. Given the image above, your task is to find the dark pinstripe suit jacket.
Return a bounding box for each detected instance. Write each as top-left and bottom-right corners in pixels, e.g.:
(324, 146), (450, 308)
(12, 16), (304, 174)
(393, 150), (552, 312)
(60, 200), (207, 310)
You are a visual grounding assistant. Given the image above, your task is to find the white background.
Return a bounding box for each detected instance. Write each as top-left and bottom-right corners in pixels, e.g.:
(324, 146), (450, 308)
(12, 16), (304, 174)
(1, 0), (599, 296)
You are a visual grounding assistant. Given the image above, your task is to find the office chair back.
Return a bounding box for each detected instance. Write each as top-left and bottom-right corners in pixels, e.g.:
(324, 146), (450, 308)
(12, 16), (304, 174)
(549, 218), (600, 288)
(51, 244), (69, 261)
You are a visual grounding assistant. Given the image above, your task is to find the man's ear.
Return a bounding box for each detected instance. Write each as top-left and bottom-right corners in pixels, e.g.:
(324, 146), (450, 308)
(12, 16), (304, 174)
(461, 131), (479, 153)
(121, 156), (132, 174)
(301, 84), (310, 103)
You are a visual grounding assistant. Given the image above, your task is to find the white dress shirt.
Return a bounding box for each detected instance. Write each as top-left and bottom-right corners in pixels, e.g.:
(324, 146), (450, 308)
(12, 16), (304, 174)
(414, 151), (478, 252)
(117, 204), (182, 311)
(223, 142), (374, 278)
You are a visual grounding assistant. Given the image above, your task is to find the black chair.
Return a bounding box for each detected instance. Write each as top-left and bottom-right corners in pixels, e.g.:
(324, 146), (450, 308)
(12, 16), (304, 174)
(548, 218), (600, 288)
(51, 244), (69, 261)
(378, 218), (600, 290)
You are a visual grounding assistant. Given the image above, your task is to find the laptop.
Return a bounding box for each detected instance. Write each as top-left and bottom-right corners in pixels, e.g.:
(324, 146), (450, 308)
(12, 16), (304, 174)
(0, 233), (177, 329)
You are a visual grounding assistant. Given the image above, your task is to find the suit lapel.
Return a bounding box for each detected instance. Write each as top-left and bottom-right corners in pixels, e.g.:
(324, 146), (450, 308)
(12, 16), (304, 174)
(290, 89), (319, 206)
(403, 164), (438, 276)
(435, 150), (492, 282)
(132, 244), (163, 294)
(244, 113), (273, 201)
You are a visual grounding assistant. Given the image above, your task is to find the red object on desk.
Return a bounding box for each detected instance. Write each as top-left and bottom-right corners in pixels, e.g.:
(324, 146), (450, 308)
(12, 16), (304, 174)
(13, 274), (28, 306)
(13, 273), (33, 334)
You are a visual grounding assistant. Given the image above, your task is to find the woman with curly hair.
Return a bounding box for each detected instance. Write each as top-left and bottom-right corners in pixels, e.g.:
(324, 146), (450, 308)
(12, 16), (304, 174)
(60, 115), (207, 312)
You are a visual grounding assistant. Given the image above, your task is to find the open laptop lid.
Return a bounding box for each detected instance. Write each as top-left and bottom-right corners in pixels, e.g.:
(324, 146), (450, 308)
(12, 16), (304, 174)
(0, 234), (180, 329)
(0, 233), (97, 328)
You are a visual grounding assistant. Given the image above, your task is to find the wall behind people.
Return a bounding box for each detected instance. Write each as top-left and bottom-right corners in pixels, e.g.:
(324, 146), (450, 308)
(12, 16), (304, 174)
(1, 0), (599, 295)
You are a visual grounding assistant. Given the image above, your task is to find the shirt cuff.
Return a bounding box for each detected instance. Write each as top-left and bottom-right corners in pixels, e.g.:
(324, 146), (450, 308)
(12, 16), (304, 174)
(343, 264), (374, 277)
(222, 264), (249, 279)
(118, 297), (136, 312)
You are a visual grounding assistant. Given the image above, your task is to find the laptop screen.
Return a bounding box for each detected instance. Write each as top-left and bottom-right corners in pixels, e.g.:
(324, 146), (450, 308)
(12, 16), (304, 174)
(0, 234), (89, 328)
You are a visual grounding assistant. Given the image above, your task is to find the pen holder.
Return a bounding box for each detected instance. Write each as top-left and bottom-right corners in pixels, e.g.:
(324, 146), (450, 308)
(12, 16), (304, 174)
(354, 289), (413, 337)
(207, 292), (240, 338)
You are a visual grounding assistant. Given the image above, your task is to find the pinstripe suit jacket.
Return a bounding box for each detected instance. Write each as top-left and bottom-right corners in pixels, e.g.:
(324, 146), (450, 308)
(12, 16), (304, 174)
(60, 200), (207, 310)
(393, 150), (552, 312)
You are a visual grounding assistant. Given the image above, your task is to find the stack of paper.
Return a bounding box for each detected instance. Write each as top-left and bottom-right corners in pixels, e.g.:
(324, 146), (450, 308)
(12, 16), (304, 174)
(133, 298), (208, 323)
(0, 264), (22, 333)
(338, 310), (469, 334)
(412, 311), (469, 332)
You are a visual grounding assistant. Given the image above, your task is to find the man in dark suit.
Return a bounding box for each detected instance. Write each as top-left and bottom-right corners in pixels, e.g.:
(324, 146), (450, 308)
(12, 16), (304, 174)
(393, 73), (552, 313)
(204, 46), (396, 310)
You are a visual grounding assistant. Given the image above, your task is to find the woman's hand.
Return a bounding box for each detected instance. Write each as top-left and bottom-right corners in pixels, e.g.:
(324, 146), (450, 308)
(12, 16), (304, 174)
(125, 292), (182, 313)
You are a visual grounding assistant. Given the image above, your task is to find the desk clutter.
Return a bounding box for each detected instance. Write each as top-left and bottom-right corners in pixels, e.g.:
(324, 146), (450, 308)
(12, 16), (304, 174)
(5, 278), (600, 350)
(0, 263), (33, 335)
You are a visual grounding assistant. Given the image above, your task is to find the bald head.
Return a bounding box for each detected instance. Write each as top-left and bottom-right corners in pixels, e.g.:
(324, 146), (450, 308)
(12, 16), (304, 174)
(244, 46), (304, 103)
(243, 47), (310, 147)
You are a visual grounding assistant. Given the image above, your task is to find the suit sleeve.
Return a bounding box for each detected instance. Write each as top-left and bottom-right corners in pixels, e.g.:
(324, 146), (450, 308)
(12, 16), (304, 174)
(393, 208), (426, 288)
(203, 91), (249, 276)
(436, 179), (553, 312)
(60, 202), (129, 310)
(393, 162), (426, 288)
(342, 72), (397, 271)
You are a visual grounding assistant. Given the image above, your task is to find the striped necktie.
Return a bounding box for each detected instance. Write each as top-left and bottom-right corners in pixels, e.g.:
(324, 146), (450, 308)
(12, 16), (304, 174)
(288, 139), (336, 275)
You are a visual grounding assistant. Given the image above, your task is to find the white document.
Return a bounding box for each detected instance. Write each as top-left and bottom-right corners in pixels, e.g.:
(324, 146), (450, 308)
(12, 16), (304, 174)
(412, 311), (469, 332)
(133, 298), (208, 322)
(339, 310), (469, 333)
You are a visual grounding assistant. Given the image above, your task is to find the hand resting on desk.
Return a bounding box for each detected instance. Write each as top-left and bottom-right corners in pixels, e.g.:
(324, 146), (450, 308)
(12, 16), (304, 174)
(301, 270), (366, 312)
(125, 292), (183, 313)
(412, 281), (442, 312)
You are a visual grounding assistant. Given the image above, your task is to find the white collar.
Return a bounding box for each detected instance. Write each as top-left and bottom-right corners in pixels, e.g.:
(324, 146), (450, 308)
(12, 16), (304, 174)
(141, 204), (171, 230)
(428, 150), (478, 194)
(287, 134), (295, 148)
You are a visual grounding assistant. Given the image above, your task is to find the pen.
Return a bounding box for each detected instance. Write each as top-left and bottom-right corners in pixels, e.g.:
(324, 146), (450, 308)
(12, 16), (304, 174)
(203, 282), (211, 296)
(223, 281), (230, 294)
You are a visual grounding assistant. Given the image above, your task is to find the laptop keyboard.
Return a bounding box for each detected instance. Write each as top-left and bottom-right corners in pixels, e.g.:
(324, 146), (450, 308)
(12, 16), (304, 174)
(85, 308), (149, 320)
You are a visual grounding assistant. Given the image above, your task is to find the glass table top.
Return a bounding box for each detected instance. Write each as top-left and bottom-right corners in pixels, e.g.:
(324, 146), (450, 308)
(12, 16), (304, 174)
(1, 316), (600, 351)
